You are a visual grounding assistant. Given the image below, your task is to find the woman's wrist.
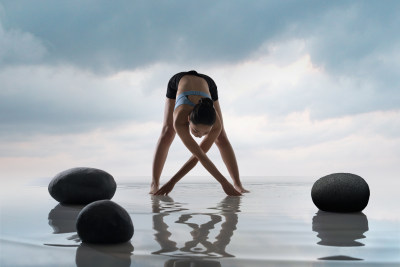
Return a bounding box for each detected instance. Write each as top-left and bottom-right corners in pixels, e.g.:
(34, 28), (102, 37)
(171, 175), (181, 184)
(220, 178), (231, 187)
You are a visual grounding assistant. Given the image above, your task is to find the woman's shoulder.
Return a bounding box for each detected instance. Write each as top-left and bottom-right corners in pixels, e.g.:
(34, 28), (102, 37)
(197, 73), (217, 88)
(173, 108), (190, 131)
(173, 105), (191, 120)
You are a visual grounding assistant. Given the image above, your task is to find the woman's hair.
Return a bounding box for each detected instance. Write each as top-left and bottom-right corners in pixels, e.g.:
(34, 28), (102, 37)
(190, 98), (216, 125)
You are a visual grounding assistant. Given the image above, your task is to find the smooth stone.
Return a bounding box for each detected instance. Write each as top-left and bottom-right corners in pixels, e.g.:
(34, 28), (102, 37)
(311, 173), (370, 212)
(48, 167), (116, 204)
(76, 200), (134, 244)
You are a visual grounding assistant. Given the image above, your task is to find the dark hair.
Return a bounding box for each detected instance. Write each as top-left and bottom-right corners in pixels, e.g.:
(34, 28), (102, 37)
(190, 98), (216, 125)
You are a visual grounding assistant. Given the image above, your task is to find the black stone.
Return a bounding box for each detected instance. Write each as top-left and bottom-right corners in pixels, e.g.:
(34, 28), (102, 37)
(48, 167), (116, 204)
(311, 173), (370, 212)
(76, 200), (134, 244)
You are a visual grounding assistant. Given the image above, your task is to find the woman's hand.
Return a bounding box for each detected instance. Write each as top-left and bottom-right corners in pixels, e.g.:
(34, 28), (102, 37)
(154, 179), (176, 196)
(222, 182), (242, 196)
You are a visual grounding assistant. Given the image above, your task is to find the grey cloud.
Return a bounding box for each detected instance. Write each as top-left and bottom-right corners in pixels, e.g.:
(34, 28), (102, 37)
(0, 20), (47, 65)
(232, 70), (400, 121)
(0, 65), (167, 138)
(303, 2), (400, 72)
(2, 1), (399, 76)
(2, 1), (399, 97)
(1, 0), (342, 73)
(223, 1), (400, 119)
(1, 0), (400, 135)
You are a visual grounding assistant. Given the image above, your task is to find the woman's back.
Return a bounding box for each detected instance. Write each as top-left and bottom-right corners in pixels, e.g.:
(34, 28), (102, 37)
(174, 71), (214, 113)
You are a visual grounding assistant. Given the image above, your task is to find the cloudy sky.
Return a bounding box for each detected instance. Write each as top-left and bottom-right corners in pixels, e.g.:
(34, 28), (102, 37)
(1, 0), (399, 184)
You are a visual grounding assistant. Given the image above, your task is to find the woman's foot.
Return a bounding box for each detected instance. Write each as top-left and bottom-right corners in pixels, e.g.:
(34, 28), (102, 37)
(234, 184), (250, 193)
(222, 183), (242, 196)
(149, 181), (159, 194)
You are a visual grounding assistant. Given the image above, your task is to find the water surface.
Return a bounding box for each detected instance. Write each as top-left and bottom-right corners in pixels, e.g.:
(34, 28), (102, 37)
(1, 177), (399, 266)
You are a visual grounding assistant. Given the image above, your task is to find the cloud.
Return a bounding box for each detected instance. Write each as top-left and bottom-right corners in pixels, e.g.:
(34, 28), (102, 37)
(0, 63), (178, 138)
(1, 1), (400, 181)
(2, 1), (399, 100)
(302, 2), (400, 74)
(2, 108), (399, 181)
(2, 35), (399, 138)
(0, 19), (47, 66)
(0, 120), (191, 180)
(2, 1), (398, 77)
(0, 0), (343, 72)
(224, 109), (400, 150)
(208, 39), (400, 119)
(220, 109), (400, 179)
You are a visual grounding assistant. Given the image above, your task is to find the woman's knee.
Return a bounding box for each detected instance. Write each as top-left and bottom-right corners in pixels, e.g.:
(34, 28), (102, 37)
(215, 130), (229, 147)
(160, 125), (176, 143)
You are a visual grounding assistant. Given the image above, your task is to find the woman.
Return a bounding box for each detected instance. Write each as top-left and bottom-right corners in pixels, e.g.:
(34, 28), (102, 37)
(151, 70), (249, 196)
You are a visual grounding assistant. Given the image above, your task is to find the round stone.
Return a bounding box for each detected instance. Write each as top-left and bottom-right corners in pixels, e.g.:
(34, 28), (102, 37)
(48, 167), (116, 204)
(311, 173), (370, 212)
(76, 200), (134, 244)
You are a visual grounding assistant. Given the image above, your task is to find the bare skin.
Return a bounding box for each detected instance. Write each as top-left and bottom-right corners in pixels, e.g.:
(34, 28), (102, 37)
(151, 74), (249, 196)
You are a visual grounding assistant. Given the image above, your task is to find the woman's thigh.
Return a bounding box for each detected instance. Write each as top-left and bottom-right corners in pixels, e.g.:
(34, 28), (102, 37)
(213, 100), (224, 127)
(162, 98), (176, 128)
(213, 100), (229, 141)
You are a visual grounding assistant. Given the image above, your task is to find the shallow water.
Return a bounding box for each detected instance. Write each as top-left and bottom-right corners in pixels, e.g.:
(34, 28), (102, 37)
(1, 177), (399, 266)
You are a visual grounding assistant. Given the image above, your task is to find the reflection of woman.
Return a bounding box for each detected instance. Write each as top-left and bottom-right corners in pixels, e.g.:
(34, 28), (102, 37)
(151, 196), (240, 258)
(150, 70), (249, 196)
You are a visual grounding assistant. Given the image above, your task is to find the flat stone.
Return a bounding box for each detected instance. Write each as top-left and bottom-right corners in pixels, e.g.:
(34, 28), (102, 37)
(76, 200), (134, 244)
(311, 173), (370, 212)
(48, 167), (116, 204)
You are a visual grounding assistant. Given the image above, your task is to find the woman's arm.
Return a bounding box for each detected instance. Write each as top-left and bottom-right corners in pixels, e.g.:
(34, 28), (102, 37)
(154, 116), (222, 195)
(155, 112), (241, 196)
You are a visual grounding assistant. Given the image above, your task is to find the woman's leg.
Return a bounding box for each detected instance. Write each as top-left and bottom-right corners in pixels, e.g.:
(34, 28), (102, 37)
(213, 101), (249, 193)
(150, 98), (176, 194)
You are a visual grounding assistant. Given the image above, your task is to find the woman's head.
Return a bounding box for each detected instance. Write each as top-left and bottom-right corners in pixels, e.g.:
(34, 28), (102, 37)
(188, 98), (216, 138)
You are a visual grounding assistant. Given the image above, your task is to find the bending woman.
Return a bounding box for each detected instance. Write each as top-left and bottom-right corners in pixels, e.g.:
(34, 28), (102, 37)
(151, 70), (249, 196)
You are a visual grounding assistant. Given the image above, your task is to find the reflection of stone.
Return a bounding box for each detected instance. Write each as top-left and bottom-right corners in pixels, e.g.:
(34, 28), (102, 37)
(48, 204), (84, 234)
(75, 242), (134, 267)
(318, 255), (363, 261)
(312, 210), (368, 247)
(164, 258), (221, 267)
(47, 200), (133, 266)
(152, 196), (240, 259)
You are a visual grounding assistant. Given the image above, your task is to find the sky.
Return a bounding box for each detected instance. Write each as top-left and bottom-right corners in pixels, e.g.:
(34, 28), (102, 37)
(1, 0), (400, 184)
